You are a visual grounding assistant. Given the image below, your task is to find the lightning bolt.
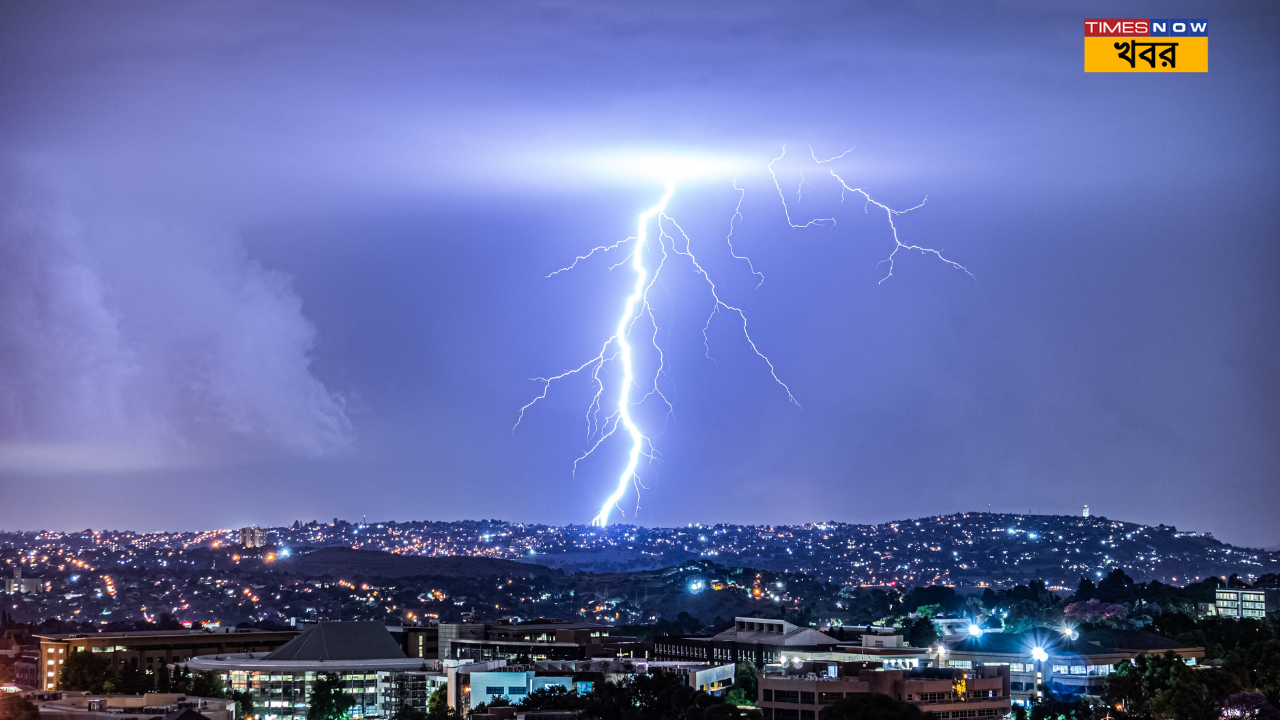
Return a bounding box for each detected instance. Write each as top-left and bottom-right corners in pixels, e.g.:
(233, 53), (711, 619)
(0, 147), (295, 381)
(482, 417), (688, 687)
(517, 147), (972, 526)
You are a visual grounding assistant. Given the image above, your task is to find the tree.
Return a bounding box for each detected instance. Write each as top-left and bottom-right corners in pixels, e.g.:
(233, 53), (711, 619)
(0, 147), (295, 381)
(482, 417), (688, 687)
(907, 618), (939, 649)
(653, 612), (706, 637)
(1027, 697), (1099, 720)
(471, 697), (510, 714)
(1071, 576), (1096, 603)
(578, 671), (751, 720)
(115, 660), (151, 695)
(154, 613), (183, 631)
(1220, 692), (1280, 720)
(156, 662), (172, 693)
(1094, 569), (1137, 603)
(1225, 639), (1280, 708)
(725, 662), (759, 706)
(425, 686), (459, 720)
(171, 665), (194, 693)
(307, 674), (355, 720)
(519, 686), (586, 711)
(1102, 651), (1237, 720)
(819, 693), (929, 719)
(58, 651), (115, 693)
(900, 586), (961, 615)
(192, 670), (229, 698)
(232, 691), (253, 720)
(0, 694), (40, 720)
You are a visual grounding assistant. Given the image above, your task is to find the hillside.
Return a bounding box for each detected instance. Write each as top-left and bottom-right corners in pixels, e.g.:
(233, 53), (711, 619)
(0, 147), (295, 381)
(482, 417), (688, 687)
(276, 547), (559, 580)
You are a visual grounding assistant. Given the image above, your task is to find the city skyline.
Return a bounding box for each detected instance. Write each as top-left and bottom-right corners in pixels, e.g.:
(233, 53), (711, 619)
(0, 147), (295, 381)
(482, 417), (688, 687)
(0, 2), (1277, 547)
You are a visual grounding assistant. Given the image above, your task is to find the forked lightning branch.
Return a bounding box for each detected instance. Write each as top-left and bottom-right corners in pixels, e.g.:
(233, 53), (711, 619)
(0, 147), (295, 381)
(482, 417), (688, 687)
(515, 147), (972, 526)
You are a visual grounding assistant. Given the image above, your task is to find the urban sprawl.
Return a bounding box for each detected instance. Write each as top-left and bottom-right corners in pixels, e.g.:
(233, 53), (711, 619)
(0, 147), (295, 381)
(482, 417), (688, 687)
(1, 511), (1277, 720)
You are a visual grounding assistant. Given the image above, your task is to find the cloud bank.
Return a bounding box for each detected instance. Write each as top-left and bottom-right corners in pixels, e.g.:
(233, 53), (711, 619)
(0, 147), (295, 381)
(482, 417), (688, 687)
(0, 170), (351, 473)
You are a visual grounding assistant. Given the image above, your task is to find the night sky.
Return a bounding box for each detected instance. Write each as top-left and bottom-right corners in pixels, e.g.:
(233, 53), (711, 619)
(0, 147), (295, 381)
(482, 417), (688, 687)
(0, 2), (1276, 547)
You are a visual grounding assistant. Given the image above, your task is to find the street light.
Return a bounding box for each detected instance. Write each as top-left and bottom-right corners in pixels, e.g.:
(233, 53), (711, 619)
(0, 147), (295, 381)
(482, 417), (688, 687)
(1031, 647), (1049, 662)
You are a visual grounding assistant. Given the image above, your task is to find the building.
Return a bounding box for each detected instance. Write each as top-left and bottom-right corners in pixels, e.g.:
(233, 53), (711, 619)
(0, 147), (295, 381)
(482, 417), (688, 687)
(1083, 505), (1089, 518)
(758, 661), (1010, 719)
(655, 619), (928, 670)
(942, 629), (1204, 706)
(0, 629), (33, 658)
(14, 646), (40, 688)
(186, 621), (434, 720)
(438, 619), (645, 663)
(1215, 588), (1279, 619)
(43, 693), (235, 720)
(446, 658), (733, 714)
(398, 624), (439, 660)
(34, 627), (297, 692)
(3, 566), (47, 594)
(238, 527), (268, 548)
(656, 617), (841, 667)
(380, 670), (448, 717)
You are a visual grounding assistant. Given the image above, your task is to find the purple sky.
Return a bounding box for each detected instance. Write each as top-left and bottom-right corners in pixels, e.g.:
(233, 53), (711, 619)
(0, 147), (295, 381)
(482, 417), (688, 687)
(1, 2), (1277, 547)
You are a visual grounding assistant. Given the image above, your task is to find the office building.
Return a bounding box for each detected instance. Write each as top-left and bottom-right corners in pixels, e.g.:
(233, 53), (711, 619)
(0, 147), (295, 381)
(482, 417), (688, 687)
(655, 618), (928, 669)
(942, 629), (1203, 706)
(34, 628), (297, 692)
(186, 621), (433, 720)
(238, 527), (268, 548)
(1215, 588), (1278, 619)
(655, 617), (841, 666)
(446, 658), (733, 714)
(758, 661), (1010, 719)
(438, 619), (645, 662)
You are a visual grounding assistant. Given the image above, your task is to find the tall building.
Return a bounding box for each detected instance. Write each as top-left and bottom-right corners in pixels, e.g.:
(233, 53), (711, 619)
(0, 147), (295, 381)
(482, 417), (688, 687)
(1215, 588), (1279, 619)
(238, 527), (268, 548)
(1082, 505), (1090, 518)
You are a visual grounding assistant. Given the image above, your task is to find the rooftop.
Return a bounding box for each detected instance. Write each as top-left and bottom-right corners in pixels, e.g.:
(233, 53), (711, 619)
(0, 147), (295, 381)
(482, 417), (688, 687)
(947, 630), (1201, 658)
(264, 622), (406, 661)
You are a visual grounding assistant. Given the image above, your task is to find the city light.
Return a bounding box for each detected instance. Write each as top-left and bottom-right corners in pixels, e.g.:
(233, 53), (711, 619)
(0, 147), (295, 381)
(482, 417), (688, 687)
(968, 624), (983, 637)
(1032, 647), (1049, 662)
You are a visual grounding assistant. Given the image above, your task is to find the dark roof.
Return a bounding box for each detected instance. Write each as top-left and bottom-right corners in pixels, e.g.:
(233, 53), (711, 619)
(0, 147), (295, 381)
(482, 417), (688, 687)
(1077, 629), (1191, 652)
(264, 622), (406, 661)
(34, 629), (291, 641)
(949, 633), (1044, 655)
(949, 630), (1198, 657)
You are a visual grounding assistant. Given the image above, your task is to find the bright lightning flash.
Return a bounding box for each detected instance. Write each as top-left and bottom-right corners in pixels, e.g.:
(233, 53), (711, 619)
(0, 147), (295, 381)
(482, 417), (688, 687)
(516, 148), (971, 526)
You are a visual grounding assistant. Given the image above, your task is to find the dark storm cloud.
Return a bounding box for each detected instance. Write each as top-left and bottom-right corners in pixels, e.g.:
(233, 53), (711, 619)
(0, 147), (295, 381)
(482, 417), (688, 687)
(0, 168), (351, 472)
(0, 1), (1276, 546)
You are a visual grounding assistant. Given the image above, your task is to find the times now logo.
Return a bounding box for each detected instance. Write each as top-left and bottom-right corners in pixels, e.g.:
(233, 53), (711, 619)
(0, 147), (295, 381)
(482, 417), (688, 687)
(1084, 19), (1208, 36)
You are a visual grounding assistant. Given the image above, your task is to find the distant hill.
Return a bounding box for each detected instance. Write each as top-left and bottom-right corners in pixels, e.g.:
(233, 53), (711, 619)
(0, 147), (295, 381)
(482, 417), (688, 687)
(276, 547), (558, 580)
(260, 512), (1278, 587)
